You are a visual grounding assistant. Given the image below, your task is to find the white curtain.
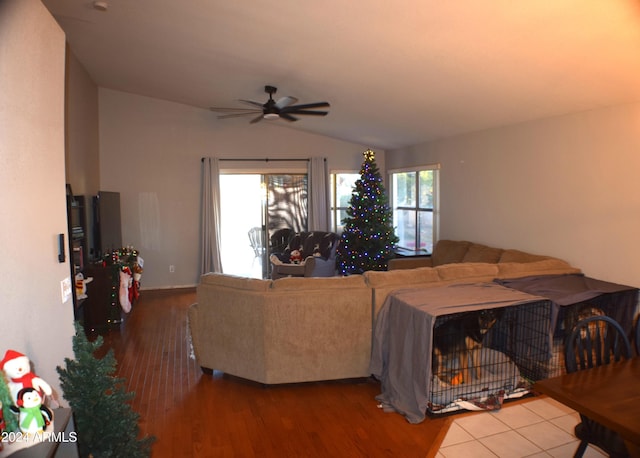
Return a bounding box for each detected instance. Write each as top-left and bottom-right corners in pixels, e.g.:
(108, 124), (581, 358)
(200, 157), (223, 274)
(307, 157), (330, 231)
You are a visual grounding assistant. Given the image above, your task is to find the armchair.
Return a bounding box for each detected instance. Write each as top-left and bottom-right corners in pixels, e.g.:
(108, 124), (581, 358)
(270, 231), (339, 279)
(269, 228), (293, 254)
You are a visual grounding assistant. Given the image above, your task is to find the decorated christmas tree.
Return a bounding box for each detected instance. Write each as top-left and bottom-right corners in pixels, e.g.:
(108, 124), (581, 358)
(337, 149), (398, 274)
(0, 372), (18, 434)
(57, 322), (154, 457)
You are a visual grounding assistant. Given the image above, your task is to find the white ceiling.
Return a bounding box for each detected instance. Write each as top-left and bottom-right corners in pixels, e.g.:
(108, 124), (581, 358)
(42, 0), (640, 150)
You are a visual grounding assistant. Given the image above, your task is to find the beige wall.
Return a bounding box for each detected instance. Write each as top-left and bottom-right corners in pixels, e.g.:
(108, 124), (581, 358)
(64, 48), (100, 197)
(59, 20), (638, 291)
(97, 87), (640, 289)
(387, 103), (640, 287)
(98, 89), (377, 288)
(0, 0), (74, 405)
(64, 48), (100, 260)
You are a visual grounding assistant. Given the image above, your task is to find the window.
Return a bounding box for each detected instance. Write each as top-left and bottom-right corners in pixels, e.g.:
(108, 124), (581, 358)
(330, 172), (360, 234)
(390, 166), (439, 254)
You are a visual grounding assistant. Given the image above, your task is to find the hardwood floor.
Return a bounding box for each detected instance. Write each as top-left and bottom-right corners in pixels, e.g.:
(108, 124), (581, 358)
(99, 288), (450, 457)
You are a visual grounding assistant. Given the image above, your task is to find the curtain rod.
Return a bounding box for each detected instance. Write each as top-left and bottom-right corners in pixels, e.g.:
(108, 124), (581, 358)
(201, 157), (318, 163)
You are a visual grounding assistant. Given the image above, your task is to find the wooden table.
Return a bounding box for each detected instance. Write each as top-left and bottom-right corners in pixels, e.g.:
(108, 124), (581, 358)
(533, 358), (640, 447)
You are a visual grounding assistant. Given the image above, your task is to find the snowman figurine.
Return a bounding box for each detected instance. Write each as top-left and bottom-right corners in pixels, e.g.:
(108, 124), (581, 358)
(0, 350), (52, 405)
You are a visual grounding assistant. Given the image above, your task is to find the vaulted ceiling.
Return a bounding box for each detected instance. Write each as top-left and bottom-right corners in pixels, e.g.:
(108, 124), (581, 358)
(42, 0), (640, 150)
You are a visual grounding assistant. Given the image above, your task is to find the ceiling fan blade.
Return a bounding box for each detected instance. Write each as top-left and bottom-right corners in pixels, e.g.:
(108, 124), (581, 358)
(210, 107), (262, 113)
(217, 111), (262, 119)
(279, 113), (299, 122)
(275, 96), (298, 109)
(284, 102), (330, 111)
(250, 114), (264, 124)
(282, 110), (329, 116)
(239, 99), (265, 109)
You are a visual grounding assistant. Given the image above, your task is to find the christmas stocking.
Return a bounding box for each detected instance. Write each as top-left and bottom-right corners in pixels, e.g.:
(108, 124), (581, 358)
(119, 269), (132, 313)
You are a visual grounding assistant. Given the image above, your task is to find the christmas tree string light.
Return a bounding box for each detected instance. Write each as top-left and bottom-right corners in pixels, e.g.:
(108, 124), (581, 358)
(337, 149), (398, 275)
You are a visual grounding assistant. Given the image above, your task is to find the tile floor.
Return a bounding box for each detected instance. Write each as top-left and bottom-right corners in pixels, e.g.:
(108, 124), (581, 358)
(436, 396), (608, 458)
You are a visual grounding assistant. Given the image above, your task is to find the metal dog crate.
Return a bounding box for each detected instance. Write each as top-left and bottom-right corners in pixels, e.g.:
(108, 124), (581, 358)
(428, 290), (639, 414)
(371, 279), (638, 421)
(494, 275), (639, 379)
(428, 300), (551, 414)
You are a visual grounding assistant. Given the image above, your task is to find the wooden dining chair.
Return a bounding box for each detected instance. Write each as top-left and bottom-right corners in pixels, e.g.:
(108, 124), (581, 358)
(564, 315), (632, 458)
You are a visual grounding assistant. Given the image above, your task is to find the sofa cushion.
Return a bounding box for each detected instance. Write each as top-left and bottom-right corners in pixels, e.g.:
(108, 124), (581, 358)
(200, 272), (271, 291)
(271, 274), (366, 291)
(364, 267), (440, 288)
(435, 263), (500, 281)
(430, 240), (470, 266)
(463, 243), (503, 263)
(497, 259), (581, 279)
(307, 256), (337, 277)
(499, 249), (550, 263)
(387, 257), (433, 270)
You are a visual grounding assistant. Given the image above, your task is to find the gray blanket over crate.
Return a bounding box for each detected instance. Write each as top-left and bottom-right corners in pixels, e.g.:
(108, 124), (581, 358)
(369, 282), (548, 424)
(495, 273), (638, 335)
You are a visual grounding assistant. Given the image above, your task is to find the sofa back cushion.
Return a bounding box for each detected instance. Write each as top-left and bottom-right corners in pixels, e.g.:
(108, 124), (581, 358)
(431, 240), (556, 266)
(497, 259), (581, 279)
(462, 243), (503, 263)
(430, 240), (470, 266)
(270, 228), (294, 253)
(199, 272), (271, 291)
(364, 267), (440, 288)
(435, 262), (500, 281)
(271, 274), (366, 291)
(499, 249), (550, 263)
(302, 231), (338, 259)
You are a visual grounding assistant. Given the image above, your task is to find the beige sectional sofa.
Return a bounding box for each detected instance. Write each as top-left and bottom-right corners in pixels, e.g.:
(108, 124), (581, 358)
(189, 274), (372, 384)
(387, 239), (554, 270)
(188, 240), (581, 385)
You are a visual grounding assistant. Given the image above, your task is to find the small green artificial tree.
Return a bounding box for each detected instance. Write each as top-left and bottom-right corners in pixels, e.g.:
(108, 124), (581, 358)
(0, 372), (18, 433)
(57, 322), (154, 457)
(337, 149), (399, 274)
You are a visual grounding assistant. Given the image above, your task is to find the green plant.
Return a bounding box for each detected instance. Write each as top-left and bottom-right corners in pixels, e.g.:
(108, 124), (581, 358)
(57, 322), (154, 457)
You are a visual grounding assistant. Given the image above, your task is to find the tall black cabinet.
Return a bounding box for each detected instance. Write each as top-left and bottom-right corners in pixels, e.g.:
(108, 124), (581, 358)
(66, 187), (126, 334)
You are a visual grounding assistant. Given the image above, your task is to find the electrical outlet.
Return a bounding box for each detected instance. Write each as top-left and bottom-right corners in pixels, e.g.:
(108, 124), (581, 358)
(169, 265), (175, 273)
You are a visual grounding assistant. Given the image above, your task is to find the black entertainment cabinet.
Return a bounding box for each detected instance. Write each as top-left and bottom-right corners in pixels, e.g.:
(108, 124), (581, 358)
(66, 187), (127, 335)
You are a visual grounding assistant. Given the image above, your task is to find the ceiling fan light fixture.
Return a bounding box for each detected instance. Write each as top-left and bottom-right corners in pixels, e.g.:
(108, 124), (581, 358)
(93, 1), (109, 11)
(263, 113), (279, 120)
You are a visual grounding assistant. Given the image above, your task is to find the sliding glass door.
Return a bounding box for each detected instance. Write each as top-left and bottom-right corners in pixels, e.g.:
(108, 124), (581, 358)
(220, 173), (307, 278)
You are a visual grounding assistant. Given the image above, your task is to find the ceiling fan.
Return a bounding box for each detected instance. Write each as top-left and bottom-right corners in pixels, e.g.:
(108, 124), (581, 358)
(210, 85), (330, 124)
